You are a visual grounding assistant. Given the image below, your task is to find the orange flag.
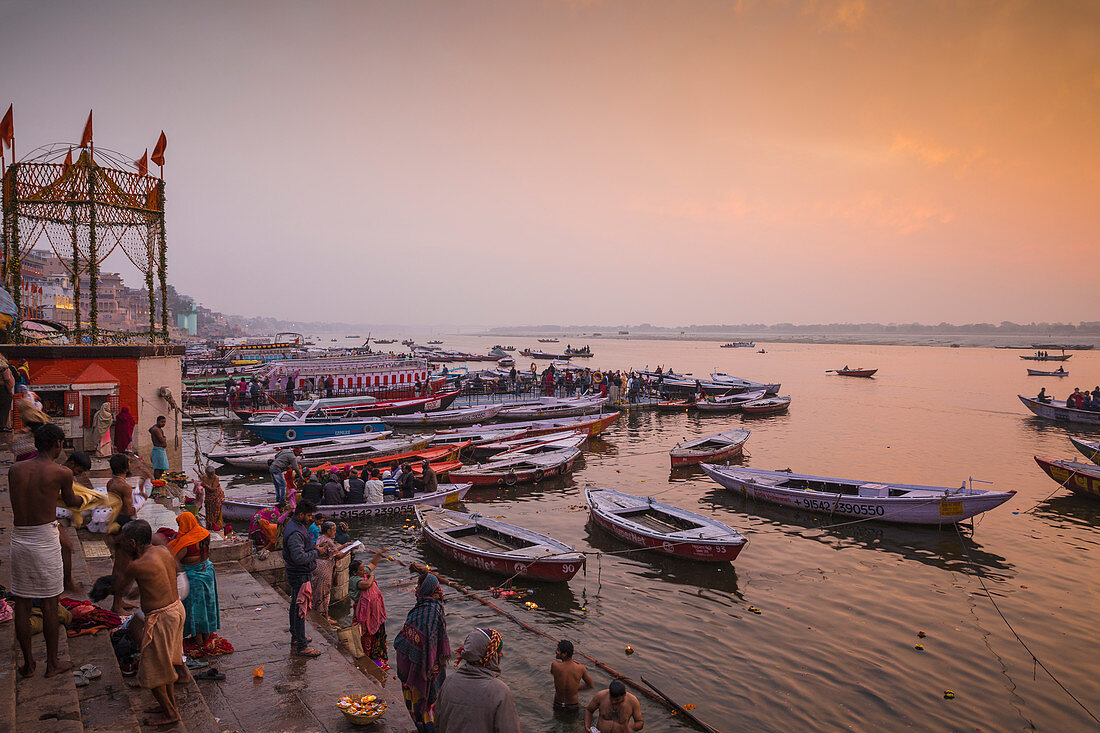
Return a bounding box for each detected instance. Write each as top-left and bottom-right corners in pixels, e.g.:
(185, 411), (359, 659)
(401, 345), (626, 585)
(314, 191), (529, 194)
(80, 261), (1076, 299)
(135, 149), (148, 177)
(63, 147), (73, 172)
(0, 104), (12, 150)
(151, 131), (167, 167)
(80, 111), (93, 147)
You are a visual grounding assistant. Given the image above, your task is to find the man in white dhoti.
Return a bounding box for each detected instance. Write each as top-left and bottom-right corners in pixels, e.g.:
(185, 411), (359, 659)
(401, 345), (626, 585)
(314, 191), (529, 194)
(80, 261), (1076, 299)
(8, 423), (81, 678)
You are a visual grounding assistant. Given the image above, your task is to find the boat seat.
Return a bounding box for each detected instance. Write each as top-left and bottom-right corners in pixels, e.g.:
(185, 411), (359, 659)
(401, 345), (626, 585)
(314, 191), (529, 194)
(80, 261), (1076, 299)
(501, 543), (558, 557)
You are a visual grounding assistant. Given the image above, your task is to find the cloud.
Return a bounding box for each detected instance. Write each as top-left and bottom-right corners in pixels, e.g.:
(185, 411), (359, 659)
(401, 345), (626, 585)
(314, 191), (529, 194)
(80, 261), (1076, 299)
(802, 0), (867, 30)
(890, 133), (988, 173)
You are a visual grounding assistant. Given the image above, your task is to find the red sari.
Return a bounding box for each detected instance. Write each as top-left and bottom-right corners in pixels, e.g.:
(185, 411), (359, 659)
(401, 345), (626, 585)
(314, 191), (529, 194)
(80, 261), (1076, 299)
(115, 407), (136, 453)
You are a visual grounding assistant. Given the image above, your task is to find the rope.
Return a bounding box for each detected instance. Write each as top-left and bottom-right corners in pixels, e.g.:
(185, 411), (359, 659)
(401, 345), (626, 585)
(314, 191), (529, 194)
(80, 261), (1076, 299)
(952, 522), (1100, 725)
(1019, 469), (1077, 514)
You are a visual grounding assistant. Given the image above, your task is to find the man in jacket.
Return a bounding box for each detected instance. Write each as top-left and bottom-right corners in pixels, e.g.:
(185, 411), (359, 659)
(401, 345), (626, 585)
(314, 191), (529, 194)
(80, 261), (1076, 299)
(282, 500), (321, 657)
(436, 628), (521, 733)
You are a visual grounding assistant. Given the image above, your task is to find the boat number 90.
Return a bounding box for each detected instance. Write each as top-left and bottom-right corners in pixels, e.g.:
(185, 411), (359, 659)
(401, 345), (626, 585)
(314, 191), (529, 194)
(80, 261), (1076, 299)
(561, 564), (575, 574)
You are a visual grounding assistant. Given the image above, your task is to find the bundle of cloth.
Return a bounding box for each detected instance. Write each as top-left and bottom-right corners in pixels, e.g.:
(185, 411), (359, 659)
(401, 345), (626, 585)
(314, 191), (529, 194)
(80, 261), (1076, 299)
(61, 597), (122, 637)
(56, 481), (116, 529)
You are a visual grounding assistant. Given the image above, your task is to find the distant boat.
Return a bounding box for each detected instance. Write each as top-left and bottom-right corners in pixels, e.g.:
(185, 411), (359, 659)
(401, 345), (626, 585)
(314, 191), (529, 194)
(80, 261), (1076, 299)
(1020, 352), (1072, 361)
(427, 340), (443, 345)
(618, 331), (629, 335)
(719, 342), (754, 348)
(831, 368), (878, 377)
(701, 465), (1016, 525)
(586, 487), (748, 562)
(1027, 368), (1068, 377)
(537, 338), (559, 343)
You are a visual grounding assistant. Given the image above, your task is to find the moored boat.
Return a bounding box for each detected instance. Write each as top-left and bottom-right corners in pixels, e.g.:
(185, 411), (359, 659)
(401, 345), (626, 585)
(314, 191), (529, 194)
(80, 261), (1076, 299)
(210, 434), (439, 473)
(670, 429), (750, 467)
(708, 372), (781, 395)
(314, 443), (468, 473)
(384, 404), (505, 427)
(1018, 395), (1100, 427)
(449, 447), (581, 486)
(235, 390), (460, 421)
(585, 487), (747, 562)
(1070, 437), (1100, 465)
(693, 390), (767, 413)
(1034, 457), (1100, 499)
(701, 464), (1015, 524)
(740, 395), (792, 414)
(417, 507), (584, 581)
(437, 411), (621, 439)
(221, 484), (472, 523)
(496, 396), (607, 420)
(655, 399), (693, 411)
(243, 403), (388, 442)
(487, 430), (587, 461)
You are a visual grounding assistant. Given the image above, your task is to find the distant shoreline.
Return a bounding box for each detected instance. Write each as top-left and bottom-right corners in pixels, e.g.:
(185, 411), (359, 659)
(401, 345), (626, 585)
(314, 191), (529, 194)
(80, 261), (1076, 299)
(473, 331), (1100, 349)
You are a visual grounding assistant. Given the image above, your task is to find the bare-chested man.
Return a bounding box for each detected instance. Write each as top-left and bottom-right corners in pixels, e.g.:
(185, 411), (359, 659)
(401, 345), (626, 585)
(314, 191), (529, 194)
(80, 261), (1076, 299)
(149, 415), (168, 478)
(114, 519), (186, 727)
(8, 423), (81, 678)
(60, 451), (93, 592)
(107, 453), (138, 612)
(585, 679), (644, 733)
(551, 639), (593, 712)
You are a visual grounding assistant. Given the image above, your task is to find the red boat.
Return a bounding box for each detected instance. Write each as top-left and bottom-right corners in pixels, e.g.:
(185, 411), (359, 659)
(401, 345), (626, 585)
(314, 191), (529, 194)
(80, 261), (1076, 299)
(585, 487), (747, 562)
(834, 368), (878, 377)
(740, 396), (792, 415)
(1034, 457), (1100, 499)
(437, 411), (621, 440)
(314, 442), (470, 473)
(233, 390), (460, 421)
(669, 429), (750, 468)
(417, 507), (585, 582)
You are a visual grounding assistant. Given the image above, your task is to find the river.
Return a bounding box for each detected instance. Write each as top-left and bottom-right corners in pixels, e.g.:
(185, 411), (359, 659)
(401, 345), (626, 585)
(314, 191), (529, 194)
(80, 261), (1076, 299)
(193, 336), (1100, 731)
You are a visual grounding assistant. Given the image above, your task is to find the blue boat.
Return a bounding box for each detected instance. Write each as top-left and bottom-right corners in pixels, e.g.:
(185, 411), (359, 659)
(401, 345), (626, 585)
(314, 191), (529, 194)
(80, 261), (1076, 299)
(243, 401), (388, 442)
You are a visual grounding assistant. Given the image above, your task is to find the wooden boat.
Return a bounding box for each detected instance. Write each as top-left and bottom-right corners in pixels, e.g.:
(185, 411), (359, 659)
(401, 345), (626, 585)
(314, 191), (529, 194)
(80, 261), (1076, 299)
(833, 368), (877, 377)
(669, 429), (750, 467)
(1027, 368), (1068, 377)
(182, 410), (225, 426)
(694, 390), (767, 413)
(740, 396), (792, 414)
(243, 403), (388, 442)
(417, 507), (584, 581)
(585, 487), (747, 562)
(496, 396), (607, 420)
(384, 404), (505, 427)
(701, 465), (1015, 525)
(656, 399), (693, 411)
(235, 390), (460, 421)
(210, 434), (440, 473)
(709, 372), (781, 395)
(1020, 353), (1072, 361)
(437, 411), (621, 439)
(1034, 458), (1100, 499)
(719, 342), (754, 348)
(433, 428), (528, 452)
(1018, 395), (1100, 427)
(314, 443), (468, 473)
(449, 447), (582, 486)
(1070, 437), (1100, 465)
(292, 394), (377, 410)
(221, 484), (472, 523)
(487, 431), (587, 461)
(520, 349), (571, 360)
(537, 338), (559, 343)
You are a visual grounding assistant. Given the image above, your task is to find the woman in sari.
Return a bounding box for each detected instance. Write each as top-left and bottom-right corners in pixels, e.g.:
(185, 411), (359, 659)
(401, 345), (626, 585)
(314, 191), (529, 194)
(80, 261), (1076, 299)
(248, 505), (289, 550)
(311, 522), (352, 626)
(199, 467), (224, 531)
(350, 552), (387, 667)
(169, 512), (221, 651)
(91, 402), (114, 457)
(114, 406), (136, 453)
(394, 570), (451, 733)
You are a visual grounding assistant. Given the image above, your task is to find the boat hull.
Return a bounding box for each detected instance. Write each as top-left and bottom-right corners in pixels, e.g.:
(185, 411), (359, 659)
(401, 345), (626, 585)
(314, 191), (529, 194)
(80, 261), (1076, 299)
(1034, 458), (1100, 499)
(221, 485), (471, 523)
(1018, 395), (1100, 426)
(1070, 437), (1100, 465)
(836, 369), (877, 377)
(221, 437), (433, 473)
(421, 528), (583, 582)
(1027, 369), (1068, 377)
(670, 443), (743, 468)
(450, 452), (580, 486)
(701, 465), (1015, 525)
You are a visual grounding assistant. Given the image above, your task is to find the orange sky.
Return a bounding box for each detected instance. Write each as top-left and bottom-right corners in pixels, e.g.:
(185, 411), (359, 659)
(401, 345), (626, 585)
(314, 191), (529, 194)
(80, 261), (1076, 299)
(2, 0), (1098, 325)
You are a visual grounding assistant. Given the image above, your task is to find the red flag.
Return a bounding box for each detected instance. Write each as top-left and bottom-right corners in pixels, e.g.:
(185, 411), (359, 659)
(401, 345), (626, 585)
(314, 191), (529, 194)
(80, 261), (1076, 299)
(0, 104), (12, 150)
(151, 131), (167, 167)
(80, 111), (93, 147)
(63, 147), (73, 172)
(135, 149), (148, 177)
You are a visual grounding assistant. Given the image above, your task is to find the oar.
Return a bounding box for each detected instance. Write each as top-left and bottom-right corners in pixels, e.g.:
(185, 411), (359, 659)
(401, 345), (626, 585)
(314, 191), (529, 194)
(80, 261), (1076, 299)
(825, 370), (836, 373)
(640, 676), (723, 733)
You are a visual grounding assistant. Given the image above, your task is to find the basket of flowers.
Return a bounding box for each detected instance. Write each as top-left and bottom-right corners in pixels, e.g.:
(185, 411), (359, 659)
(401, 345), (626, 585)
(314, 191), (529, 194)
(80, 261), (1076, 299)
(336, 694), (386, 725)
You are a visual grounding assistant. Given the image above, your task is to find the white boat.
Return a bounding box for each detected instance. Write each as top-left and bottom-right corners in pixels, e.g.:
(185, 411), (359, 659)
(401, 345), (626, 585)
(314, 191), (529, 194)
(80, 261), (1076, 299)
(585, 487), (747, 562)
(243, 400), (388, 441)
(221, 484), (472, 523)
(207, 434), (436, 473)
(292, 394), (378, 410)
(1018, 395), (1100, 427)
(384, 404), (505, 427)
(432, 428), (529, 451)
(487, 430), (588, 461)
(1026, 368), (1068, 377)
(449, 447), (582, 486)
(1070, 437), (1100, 465)
(701, 465), (1015, 525)
(496, 396), (608, 420)
(694, 390), (767, 413)
(709, 372), (781, 395)
(418, 507), (584, 582)
(670, 429), (750, 467)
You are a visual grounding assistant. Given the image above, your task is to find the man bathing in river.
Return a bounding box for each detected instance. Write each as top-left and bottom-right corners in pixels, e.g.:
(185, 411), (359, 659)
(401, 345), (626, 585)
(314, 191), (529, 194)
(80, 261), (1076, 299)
(114, 519), (187, 726)
(585, 679), (644, 732)
(9, 423), (82, 678)
(551, 639), (593, 712)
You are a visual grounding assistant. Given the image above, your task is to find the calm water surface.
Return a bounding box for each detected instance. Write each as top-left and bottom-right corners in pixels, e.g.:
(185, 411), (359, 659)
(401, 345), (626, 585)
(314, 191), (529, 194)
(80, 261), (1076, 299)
(196, 337), (1100, 731)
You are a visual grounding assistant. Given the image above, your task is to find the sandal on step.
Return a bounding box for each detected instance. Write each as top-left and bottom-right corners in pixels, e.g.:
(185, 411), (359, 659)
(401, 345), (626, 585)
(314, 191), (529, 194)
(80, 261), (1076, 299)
(194, 668), (226, 681)
(79, 664), (102, 680)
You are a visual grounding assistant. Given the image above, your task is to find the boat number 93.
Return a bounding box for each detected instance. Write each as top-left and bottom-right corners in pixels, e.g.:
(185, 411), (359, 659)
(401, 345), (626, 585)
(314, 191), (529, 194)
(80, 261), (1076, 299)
(802, 498), (885, 516)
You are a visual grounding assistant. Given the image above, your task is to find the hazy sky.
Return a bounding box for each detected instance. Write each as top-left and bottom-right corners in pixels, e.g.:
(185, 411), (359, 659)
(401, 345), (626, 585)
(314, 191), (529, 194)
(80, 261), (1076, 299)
(2, 0), (1098, 326)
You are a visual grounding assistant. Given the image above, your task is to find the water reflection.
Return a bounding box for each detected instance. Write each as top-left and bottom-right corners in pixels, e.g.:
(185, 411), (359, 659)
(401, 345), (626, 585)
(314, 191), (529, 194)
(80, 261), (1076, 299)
(1031, 494), (1100, 529)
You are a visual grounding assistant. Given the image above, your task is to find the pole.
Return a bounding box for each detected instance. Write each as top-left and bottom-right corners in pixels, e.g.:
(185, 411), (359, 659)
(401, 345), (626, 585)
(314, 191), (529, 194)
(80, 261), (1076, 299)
(87, 164), (98, 344)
